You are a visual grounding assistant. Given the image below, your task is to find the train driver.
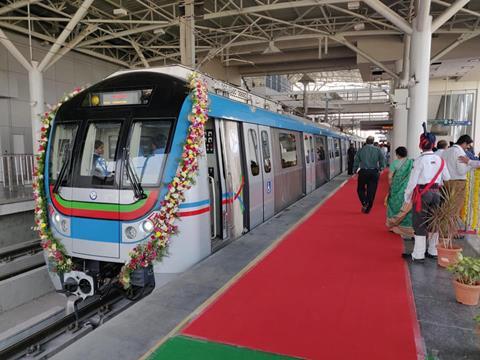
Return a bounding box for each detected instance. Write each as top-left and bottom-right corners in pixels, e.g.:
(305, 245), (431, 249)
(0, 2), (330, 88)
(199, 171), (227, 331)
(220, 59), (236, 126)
(92, 140), (111, 178)
(140, 134), (166, 183)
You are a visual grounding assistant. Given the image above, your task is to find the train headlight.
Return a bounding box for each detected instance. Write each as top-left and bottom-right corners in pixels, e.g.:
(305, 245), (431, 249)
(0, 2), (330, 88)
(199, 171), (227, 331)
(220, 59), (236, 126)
(60, 219), (68, 232)
(142, 220), (154, 233)
(125, 226), (137, 239)
(53, 213), (61, 223)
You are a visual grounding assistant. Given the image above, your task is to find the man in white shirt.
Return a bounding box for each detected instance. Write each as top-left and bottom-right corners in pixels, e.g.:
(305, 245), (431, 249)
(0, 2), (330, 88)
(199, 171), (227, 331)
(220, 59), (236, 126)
(403, 124), (451, 262)
(434, 139), (448, 157)
(441, 135), (473, 220)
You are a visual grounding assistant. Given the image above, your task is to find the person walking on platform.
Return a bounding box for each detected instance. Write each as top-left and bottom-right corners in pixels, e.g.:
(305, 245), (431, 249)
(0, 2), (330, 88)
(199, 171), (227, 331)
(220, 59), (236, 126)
(347, 143), (356, 175)
(403, 124), (450, 262)
(441, 135), (473, 219)
(434, 139), (448, 157)
(353, 136), (385, 214)
(386, 146), (414, 238)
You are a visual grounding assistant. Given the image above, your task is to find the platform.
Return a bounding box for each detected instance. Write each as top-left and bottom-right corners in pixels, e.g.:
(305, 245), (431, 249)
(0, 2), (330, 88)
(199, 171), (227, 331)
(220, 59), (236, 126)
(39, 173), (479, 360)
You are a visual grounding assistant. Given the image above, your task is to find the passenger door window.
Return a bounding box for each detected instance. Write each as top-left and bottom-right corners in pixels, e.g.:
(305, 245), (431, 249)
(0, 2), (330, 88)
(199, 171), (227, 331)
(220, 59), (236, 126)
(247, 129), (260, 176)
(77, 122), (121, 187)
(261, 130), (271, 173)
(124, 120), (172, 186)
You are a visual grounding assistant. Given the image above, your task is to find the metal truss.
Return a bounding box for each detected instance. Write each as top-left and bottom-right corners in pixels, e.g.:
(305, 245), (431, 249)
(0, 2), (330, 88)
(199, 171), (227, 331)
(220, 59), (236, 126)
(0, 0), (478, 70)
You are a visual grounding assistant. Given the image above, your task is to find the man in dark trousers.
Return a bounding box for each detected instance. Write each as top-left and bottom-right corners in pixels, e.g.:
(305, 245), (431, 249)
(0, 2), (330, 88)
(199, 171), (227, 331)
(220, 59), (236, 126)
(347, 143), (356, 175)
(353, 136), (385, 213)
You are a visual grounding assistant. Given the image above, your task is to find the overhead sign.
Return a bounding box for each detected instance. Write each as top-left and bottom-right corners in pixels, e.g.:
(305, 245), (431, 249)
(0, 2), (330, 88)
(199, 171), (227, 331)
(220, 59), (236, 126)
(429, 119), (472, 126)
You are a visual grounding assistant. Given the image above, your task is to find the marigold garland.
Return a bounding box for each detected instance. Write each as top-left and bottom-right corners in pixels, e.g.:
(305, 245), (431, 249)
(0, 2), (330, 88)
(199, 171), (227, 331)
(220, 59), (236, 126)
(34, 87), (85, 274)
(118, 73), (208, 289)
(472, 169), (480, 231)
(462, 171), (471, 223)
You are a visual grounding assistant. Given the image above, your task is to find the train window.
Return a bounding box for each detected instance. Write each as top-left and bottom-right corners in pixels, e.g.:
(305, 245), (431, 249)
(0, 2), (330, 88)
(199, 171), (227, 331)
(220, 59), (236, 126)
(334, 139), (340, 157)
(49, 122), (79, 182)
(315, 137), (326, 161)
(247, 129), (260, 176)
(124, 120), (172, 186)
(79, 122), (121, 186)
(279, 132), (297, 168)
(261, 130), (271, 173)
(309, 136), (314, 163)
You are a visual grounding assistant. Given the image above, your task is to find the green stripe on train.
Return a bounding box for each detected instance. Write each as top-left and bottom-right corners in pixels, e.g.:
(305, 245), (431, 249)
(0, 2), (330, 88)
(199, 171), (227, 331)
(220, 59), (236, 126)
(54, 192), (150, 212)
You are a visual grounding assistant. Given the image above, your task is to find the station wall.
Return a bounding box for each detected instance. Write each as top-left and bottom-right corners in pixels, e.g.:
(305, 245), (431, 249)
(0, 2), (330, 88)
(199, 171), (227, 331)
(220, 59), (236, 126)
(0, 30), (121, 155)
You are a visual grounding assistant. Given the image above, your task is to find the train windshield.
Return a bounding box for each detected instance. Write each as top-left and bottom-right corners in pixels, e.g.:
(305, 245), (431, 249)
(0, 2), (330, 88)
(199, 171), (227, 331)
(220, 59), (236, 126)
(49, 122), (79, 182)
(124, 120), (172, 186)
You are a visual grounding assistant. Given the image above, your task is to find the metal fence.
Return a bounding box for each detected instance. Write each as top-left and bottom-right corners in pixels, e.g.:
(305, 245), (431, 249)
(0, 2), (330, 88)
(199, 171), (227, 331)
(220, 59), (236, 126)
(0, 155), (35, 190)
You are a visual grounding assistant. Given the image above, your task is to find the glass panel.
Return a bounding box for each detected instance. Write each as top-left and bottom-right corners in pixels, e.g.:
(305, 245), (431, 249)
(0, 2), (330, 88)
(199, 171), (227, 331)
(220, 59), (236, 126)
(309, 136), (315, 162)
(79, 122), (121, 186)
(248, 129), (260, 176)
(279, 132), (297, 168)
(316, 137), (326, 161)
(261, 131), (271, 173)
(334, 139), (340, 157)
(124, 120), (172, 186)
(49, 123), (78, 182)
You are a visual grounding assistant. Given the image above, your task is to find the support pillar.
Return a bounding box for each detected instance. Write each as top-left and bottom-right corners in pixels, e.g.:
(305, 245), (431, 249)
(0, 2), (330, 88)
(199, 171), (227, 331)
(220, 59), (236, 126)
(28, 62), (44, 154)
(407, 16), (433, 158)
(180, 0), (195, 67)
(392, 88), (409, 151)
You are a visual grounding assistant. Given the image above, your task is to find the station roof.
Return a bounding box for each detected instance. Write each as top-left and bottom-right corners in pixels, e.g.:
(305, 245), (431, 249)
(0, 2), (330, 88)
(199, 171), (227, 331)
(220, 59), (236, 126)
(0, 0), (479, 80)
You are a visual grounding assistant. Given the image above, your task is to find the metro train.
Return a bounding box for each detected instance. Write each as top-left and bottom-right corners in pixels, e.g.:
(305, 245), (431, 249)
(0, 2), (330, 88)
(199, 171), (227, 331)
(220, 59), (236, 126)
(45, 65), (363, 298)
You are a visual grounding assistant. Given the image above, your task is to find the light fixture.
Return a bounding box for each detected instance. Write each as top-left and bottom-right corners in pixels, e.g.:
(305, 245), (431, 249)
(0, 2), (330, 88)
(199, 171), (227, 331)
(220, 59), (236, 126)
(113, 8), (128, 16)
(354, 22), (365, 31)
(347, 1), (361, 10)
(154, 28), (165, 35)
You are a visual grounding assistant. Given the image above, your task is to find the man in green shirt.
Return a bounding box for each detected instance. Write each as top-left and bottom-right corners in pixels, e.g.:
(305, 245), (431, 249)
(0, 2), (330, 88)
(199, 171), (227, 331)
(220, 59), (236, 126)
(353, 136), (386, 213)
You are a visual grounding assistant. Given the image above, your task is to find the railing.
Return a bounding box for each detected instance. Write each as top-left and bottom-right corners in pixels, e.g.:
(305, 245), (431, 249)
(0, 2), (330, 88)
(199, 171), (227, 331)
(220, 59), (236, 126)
(0, 155), (35, 190)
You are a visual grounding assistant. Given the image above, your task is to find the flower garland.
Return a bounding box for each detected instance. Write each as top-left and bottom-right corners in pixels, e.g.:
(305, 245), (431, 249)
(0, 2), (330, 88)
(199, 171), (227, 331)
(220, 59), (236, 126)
(33, 88), (85, 273)
(118, 73), (208, 289)
(462, 171), (471, 223)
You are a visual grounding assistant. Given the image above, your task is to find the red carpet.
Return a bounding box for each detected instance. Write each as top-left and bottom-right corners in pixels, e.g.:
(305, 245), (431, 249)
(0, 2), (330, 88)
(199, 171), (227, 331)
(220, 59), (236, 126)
(182, 175), (421, 359)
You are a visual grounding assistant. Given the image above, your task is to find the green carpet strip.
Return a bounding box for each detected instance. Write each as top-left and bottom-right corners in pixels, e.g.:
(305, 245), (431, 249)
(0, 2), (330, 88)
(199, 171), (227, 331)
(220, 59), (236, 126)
(148, 336), (297, 359)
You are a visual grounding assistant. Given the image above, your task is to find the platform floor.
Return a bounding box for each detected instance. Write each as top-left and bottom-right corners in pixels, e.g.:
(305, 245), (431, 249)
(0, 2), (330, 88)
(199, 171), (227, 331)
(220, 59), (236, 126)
(45, 173), (479, 360)
(51, 176), (350, 360)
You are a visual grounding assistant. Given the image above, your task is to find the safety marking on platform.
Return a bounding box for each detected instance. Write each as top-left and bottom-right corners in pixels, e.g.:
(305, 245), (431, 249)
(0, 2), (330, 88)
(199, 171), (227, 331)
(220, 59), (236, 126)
(139, 176), (351, 360)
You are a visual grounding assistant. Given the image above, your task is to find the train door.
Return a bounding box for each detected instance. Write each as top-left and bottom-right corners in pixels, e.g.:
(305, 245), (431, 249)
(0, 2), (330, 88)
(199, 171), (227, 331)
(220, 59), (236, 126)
(259, 126), (275, 221)
(216, 119), (246, 244)
(333, 138), (342, 176)
(314, 135), (329, 187)
(328, 137), (335, 179)
(243, 123), (263, 229)
(303, 133), (315, 194)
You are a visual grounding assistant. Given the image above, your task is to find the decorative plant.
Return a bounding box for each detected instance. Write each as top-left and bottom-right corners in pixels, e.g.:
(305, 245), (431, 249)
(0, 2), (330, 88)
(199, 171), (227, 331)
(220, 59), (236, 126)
(426, 186), (461, 249)
(447, 255), (480, 286)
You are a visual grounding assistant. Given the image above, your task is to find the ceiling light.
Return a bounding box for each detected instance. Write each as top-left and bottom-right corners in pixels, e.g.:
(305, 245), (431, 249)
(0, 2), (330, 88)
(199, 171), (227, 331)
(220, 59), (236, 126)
(353, 22), (365, 31)
(347, 1), (361, 10)
(153, 28), (165, 35)
(113, 8), (128, 16)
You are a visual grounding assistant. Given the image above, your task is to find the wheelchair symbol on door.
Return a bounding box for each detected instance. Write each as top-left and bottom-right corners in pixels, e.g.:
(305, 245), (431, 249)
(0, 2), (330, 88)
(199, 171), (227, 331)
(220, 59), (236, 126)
(266, 180), (272, 194)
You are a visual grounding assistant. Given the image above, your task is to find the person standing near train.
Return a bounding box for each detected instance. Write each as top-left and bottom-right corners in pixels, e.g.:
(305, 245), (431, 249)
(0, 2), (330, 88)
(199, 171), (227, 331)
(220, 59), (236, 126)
(403, 124), (450, 262)
(353, 136), (385, 214)
(347, 143), (356, 175)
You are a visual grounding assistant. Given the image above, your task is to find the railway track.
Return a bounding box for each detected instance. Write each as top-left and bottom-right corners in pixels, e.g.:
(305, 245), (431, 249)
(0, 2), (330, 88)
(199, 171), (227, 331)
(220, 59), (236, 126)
(0, 240), (45, 281)
(0, 287), (135, 359)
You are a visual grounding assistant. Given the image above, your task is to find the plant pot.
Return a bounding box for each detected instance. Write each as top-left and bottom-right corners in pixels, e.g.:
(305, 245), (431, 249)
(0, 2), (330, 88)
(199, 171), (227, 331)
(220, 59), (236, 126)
(436, 245), (463, 268)
(453, 280), (480, 306)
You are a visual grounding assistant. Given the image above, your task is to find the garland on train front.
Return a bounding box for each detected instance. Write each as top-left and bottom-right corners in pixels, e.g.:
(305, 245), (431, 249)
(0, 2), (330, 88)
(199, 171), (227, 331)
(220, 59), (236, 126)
(33, 87), (85, 274)
(118, 73), (209, 289)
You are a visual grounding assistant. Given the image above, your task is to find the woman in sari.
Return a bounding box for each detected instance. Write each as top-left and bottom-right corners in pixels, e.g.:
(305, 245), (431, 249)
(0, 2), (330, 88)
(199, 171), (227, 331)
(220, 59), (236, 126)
(386, 146), (414, 238)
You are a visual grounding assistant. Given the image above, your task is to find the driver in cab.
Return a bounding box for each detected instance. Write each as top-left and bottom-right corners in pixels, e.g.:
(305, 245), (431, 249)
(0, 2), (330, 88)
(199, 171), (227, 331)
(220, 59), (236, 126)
(92, 140), (111, 178)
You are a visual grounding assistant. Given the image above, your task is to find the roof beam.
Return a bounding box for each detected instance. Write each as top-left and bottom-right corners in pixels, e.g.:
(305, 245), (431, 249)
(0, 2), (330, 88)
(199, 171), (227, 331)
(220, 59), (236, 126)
(38, 0), (94, 72)
(431, 0), (470, 32)
(362, 0), (413, 34)
(432, 0), (480, 19)
(0, 0), (41, 16)
(78, 23), (176, 47)
(131, 41), (150, 68)
(431, 30), (480, 63)
(203, 0), (349, 21)
(0, 28), (32, 71)
(331, 35), (399, 80)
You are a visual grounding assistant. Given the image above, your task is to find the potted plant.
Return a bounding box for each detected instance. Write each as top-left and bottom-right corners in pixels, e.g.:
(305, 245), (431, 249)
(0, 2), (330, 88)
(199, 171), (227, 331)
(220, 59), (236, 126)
(426, 186), (463, 267)
(448, 254), (480, 305)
